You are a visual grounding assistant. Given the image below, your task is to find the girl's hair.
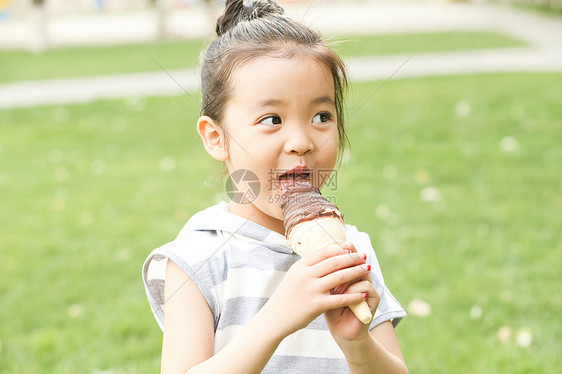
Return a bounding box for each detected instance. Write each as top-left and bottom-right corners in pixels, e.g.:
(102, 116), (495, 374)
(200, 0), (349, 156)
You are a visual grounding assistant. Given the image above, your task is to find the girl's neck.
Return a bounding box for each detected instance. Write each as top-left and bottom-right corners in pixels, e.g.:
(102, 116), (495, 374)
(227, 201), (286, 236)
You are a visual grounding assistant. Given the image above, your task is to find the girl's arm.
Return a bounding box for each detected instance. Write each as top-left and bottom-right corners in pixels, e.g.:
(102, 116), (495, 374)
(162, 245), (369, 374)
(161, 260), (214, 373)
(343, 322), (408, 374)
(323, 243), (408, 374)
(161, 260), (285, 374)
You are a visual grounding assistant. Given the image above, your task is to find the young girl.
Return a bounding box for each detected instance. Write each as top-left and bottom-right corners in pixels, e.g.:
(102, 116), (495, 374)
(142, 0), (408, 373)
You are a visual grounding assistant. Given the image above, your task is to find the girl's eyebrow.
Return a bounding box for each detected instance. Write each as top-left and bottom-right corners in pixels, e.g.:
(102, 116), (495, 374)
(311, 95), (336, 107)
(253, 95), (335, 110)
(255, 98), (284, 109)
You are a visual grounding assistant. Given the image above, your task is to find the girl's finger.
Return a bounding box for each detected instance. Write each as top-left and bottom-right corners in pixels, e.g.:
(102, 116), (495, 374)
(311, 251), (366, 278)
(345, 280), (380, 311)
(321, 263), (371, 291)
(301, 242), (356, 266)
(325, 290), (369, 311)
(344, 279), (376, 295)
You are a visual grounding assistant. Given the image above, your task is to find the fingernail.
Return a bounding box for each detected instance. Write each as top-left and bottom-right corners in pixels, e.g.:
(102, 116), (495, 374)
(345, 249), (352, 254)
(362, 264), (371, 271)
(362, 253), (367, 260)
(364, 293), (369, 299)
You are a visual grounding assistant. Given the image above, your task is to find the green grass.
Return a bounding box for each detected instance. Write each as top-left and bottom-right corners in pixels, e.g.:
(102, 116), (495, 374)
(0, 39), (206, 84)
(507, 1), (562, 16)
(330, 30), (525, 58)
(341, 73), (562, 372)
(0, 31), (525, 83)
(1, 72), (561, 373)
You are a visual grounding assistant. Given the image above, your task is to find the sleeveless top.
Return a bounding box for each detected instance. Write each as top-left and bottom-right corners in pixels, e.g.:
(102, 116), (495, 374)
(142, 202), (406, 373)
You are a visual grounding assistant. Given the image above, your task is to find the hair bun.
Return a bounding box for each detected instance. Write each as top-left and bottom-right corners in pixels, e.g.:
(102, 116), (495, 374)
(216, 0), (284, 36)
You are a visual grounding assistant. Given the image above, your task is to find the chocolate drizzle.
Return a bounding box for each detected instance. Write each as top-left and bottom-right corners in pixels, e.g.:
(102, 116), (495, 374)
(280, 182), (344, 237)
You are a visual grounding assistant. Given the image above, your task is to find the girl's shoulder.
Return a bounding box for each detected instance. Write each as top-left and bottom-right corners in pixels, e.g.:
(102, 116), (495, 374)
(345, 223), (369, 239)
(149, 203), (236, 267)
(142, 203), (237, 330)
(344, 224), (385, 281)
(345, 224), (375, 253)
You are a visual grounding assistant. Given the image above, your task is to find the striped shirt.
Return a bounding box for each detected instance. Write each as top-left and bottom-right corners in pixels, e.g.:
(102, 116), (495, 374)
(142, 202), (406, 373)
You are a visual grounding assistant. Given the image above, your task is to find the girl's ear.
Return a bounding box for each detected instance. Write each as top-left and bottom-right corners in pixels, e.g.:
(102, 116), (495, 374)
(197, 116), (229, 161)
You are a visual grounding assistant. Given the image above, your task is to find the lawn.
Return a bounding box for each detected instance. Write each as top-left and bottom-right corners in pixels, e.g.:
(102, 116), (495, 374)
(1, 72), (560, 373)
(0, 31), (525, 83)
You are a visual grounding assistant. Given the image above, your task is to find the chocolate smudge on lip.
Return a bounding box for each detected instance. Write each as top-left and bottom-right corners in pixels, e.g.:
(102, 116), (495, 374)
(278, 170), (311, 193)
(280, 181), (344, 237)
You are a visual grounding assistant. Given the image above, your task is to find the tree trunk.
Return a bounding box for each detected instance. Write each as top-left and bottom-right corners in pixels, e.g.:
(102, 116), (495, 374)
(30, 0), (49, 53)
(154, 0), (168, 40)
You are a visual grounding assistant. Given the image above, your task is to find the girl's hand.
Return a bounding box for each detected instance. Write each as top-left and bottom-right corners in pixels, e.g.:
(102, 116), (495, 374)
(324, 243), (381, 344)
(264, 243), (370, 337)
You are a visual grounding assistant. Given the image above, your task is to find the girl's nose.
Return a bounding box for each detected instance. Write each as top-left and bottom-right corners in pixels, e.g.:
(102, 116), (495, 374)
(284, 125), (315, 155)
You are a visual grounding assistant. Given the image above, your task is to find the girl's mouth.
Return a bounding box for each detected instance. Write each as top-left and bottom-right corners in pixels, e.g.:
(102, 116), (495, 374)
(278, 167), (312, 193)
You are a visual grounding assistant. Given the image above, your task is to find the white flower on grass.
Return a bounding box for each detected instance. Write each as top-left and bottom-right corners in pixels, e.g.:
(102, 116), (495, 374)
(115, 247), (131, 263)
(454, 100), (471, 117)
(499, 136), (518, 152)
(420, 186), (442, 203)
(48, 149), (63, 164)
(55, 167), (70, 182)
(414, 169), (429, 185)
(408, 298), (431, 318)
(387, 213), (400, 226)
(470, 304), (483, 320)
(52, 189), (68, 211)
(376, 204), (390, 219)
(91, 159), (106, 175)
(500, 290), (512, 302)
(159, 156), (176, 172)
(125, 95), (146, 111)
(497, 326), (512, 343)
(79, 212), (93, 226)
(51, 197), (65, 212)
(67, 304), (84, 318)
(516, 328), (533, 347)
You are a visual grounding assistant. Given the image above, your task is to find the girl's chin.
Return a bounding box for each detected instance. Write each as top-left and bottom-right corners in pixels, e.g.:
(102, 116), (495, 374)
(260, 204), (284, 221)
(256, 198), (285, 220)
(230, 199), (284, 221)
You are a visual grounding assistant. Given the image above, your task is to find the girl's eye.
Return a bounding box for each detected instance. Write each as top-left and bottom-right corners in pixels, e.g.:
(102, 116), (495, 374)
(259, 115), (282, 126)
(312, 112), (331, 124)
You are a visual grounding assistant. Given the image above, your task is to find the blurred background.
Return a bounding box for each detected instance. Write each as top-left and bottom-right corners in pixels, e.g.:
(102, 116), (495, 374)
(1, 0), (561, 373)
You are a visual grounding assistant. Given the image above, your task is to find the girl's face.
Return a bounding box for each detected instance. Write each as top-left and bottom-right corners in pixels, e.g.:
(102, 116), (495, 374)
(221, 54), (339, 234)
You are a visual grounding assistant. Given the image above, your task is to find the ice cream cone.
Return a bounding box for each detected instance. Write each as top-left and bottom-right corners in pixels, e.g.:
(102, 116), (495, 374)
(287, 216), (346, 256)
(280, 182), (373, 325)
